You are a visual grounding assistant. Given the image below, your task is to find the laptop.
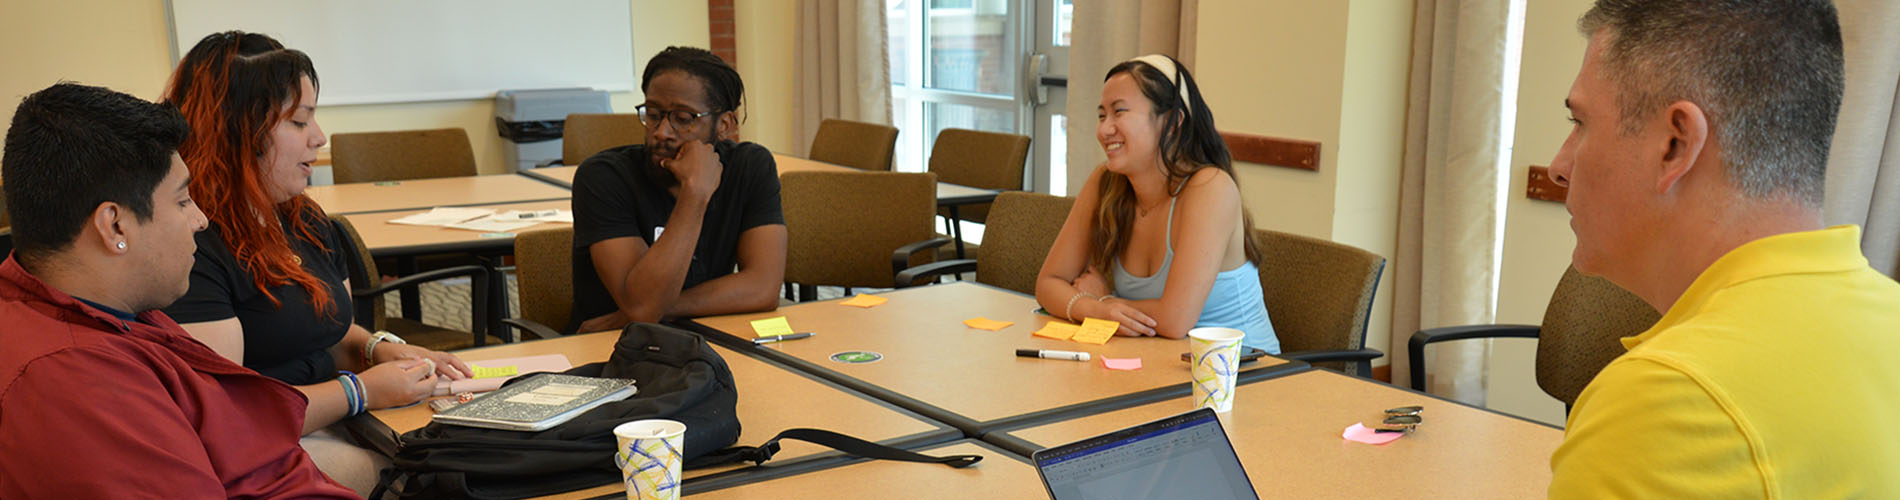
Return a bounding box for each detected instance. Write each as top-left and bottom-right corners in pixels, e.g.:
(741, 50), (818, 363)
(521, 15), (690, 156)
(1032, 407), (1259, 500)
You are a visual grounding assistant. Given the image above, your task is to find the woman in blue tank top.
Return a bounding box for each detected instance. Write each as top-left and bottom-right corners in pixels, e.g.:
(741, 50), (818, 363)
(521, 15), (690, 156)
(1035, 54), (1280, 353)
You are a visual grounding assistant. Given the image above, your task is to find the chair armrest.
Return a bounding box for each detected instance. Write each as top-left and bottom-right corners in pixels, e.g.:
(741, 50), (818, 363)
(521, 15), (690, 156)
(351, 264), (497, 344)
(1406, 324), (1540, 391)
(354, 265), (489, 298)
(1281, 348), (1385, 365)
(500, 318), (565, 340)
(894, 259), (977, 288)
(891, 237), (955, 278)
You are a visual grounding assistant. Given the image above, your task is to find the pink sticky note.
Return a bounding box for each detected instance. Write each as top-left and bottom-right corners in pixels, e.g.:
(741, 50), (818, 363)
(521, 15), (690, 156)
(1342, 423), (1404, 445)
(1102, 357), (1142, 371)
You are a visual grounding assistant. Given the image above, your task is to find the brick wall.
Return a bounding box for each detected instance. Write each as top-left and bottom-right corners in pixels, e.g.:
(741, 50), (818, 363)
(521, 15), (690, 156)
(710, 0), (736, 65)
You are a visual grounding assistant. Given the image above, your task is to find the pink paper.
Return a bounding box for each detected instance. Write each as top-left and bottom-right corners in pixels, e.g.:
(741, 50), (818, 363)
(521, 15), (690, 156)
(1103, 357), (1143, 371)
(1342, 423), (1404, 445)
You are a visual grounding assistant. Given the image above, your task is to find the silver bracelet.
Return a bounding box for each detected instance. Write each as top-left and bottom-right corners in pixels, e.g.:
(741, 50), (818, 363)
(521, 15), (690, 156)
(1064, 292), (1096, 323)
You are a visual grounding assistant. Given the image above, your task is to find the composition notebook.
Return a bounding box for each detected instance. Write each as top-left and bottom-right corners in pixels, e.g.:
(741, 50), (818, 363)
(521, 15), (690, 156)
(1032, 407), (1258, 499)
(431, 373), (637, 432)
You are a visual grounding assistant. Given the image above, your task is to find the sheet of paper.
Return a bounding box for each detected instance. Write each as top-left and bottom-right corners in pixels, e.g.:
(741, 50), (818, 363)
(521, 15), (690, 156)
(1071, 318), (1120, 345)
(963, 317), (1014, 331)
(839, 294), (889, 308)
(447, 216), (542, 232)
(1342, 423), (1404, 445)
(1032, 321), (1078, 340)
(470, 365), (519, 379)
(751, 316), (795, 337)
(1102, 357), (1143, 371)
(388, 207), (496, 227)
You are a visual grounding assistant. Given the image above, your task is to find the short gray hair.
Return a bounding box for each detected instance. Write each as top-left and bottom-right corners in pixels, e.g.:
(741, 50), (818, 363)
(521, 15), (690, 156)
(1579, 0), (1842, 206)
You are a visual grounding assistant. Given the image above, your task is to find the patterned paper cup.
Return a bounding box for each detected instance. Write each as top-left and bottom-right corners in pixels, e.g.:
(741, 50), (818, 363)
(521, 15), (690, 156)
(1189, 327), (1246, 413)
(614, 419), (686, 500)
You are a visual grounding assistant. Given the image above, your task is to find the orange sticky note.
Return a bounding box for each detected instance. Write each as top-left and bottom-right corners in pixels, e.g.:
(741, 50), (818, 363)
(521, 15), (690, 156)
(839, 294), (888, 308)
(750, 316), (795, 338)
(1071, 318), (1119, 345)
(963, 317), (1014, 331)
(1032, 321), (1078, 340)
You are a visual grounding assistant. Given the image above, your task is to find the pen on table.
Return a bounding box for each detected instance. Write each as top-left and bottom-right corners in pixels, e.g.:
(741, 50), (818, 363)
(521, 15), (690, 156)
(754, 332), (816, 344)
(517, 210), (559, 219)
(1016, 349), (1090, 362)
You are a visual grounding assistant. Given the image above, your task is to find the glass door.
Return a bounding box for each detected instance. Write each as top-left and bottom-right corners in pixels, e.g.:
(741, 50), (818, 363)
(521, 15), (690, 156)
(887, 0), (1028, 176)
(1029, 0), (1071, 194)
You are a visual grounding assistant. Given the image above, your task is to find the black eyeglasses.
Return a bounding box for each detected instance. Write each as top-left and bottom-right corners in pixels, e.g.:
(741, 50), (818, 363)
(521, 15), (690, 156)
(635, 104), (720, 130)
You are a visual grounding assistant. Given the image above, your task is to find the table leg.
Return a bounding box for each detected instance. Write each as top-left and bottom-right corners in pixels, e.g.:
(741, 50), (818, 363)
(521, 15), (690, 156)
(947, 205), (967, 259)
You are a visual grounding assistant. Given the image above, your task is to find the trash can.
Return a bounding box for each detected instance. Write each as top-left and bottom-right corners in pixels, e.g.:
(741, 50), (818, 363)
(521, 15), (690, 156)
(495, 88), (612, 172)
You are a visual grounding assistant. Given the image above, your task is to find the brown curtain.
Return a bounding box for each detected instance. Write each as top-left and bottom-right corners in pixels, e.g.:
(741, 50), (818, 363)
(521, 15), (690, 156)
(1392, 0), (1519, 404)
(1824, 0), (1900, 277)
(792, 0), (893, 157)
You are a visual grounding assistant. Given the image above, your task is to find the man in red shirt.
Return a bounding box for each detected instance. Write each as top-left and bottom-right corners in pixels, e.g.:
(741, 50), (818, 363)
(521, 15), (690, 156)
(0, 83), (357, 498)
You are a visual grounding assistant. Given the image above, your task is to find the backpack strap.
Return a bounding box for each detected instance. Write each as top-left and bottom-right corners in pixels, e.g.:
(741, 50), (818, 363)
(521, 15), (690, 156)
(692, 428), (981, 469)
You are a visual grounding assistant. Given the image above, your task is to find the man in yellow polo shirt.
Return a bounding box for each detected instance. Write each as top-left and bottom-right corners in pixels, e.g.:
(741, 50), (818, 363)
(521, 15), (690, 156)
(1545, 0), (1900, 497)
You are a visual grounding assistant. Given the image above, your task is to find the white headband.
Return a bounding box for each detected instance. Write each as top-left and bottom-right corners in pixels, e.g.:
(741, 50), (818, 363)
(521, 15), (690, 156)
(1128, 54), (1190, 113)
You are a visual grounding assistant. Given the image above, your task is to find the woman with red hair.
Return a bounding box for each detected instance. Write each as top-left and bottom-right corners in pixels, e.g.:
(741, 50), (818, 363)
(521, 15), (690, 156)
(159, 31), (471, 494)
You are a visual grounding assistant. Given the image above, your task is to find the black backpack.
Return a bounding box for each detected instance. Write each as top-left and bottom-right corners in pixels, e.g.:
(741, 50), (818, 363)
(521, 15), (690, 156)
(360, 323), (978, 499)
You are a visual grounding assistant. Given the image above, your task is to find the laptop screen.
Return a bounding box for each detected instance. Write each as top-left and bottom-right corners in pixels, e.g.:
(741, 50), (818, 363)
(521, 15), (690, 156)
(1033, 408), (1258, 500)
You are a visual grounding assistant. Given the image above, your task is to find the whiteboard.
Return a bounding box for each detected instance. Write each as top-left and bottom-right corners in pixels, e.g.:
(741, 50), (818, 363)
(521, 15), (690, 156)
(168, 0), (635, 106)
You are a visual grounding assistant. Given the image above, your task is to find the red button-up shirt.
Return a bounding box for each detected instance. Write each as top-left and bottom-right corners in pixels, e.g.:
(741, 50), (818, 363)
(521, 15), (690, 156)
(0, 256), (356, 498)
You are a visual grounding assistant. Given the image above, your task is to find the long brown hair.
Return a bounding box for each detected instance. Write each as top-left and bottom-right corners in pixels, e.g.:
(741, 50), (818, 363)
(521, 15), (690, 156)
(1089, 56), (1263, 273)
(162, 31), (333, 313)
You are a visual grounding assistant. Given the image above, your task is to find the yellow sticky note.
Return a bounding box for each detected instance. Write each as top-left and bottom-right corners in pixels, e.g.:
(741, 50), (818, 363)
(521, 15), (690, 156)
(963, 317), (1015, 331)
(470, 365), (519, 379)
(1071, 318), (1120, 345)
(750, 316), (795, 338)
(1032, 321), (1078, 340)
(839, 294), (889, 308)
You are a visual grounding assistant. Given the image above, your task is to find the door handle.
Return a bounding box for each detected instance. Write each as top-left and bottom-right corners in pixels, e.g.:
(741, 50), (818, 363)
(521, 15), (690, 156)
(1029, 53), (1050, 105)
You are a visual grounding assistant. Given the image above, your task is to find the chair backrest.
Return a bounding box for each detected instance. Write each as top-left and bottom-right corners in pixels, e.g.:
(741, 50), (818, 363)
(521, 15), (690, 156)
(974, 192), (1074, 295)
(1253, 229), (1385, 375)
(808, 118), (900, 171)
(328, 215), (385, 331)
(513, 225), (575, 332)
(927, 128), (1031, 223)
(1536, 266), (1660, 406)
(781, 170), (937, 288)
(562, 113), (645, 164)
(329, 128), (478, 183)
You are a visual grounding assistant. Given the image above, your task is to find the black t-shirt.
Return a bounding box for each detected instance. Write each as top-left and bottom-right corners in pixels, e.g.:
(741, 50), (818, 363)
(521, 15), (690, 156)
(163, 212), (355, 386)
(569, 141), (784, 331)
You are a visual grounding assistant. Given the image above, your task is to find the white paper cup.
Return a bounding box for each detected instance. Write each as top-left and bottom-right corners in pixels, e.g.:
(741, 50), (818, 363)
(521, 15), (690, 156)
(613, 419), (686, 500)
(1189, 327), (1246, 413)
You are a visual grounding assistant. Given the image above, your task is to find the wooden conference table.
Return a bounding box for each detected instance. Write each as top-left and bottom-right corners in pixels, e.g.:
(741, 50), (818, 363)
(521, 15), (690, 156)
(370, 330), (960, 498)
(305, 174), (572, 215)
(341, 200), (570, 257)
(687, 282), (1308, 436)
(522, 154), (1000, 206)
(987, 369), (1565, 498)
(690, 440), (1042, 499)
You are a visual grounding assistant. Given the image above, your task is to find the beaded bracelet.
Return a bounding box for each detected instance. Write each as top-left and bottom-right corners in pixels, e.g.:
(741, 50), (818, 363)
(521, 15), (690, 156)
(1064, 291), (1097, 323)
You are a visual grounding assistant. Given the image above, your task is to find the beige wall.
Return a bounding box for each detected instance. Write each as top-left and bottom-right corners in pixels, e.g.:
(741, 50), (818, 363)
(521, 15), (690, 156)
(734, 0), (799, 153)
(1487, 0), (1593, 425)
(0, 1), (712, 175)
(1193, 0), (1408, 361)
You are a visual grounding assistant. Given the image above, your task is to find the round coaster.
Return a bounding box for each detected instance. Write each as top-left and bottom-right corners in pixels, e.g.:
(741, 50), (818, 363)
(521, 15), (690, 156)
(828, 351), (883, 364)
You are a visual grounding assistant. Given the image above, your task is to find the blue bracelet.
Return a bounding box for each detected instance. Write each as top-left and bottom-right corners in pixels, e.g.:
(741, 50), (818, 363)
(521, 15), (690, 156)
(338, 371), (364, 416)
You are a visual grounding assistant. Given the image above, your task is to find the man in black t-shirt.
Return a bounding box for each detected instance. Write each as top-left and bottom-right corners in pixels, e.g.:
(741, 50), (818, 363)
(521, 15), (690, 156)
(569, 47), (787, 332)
